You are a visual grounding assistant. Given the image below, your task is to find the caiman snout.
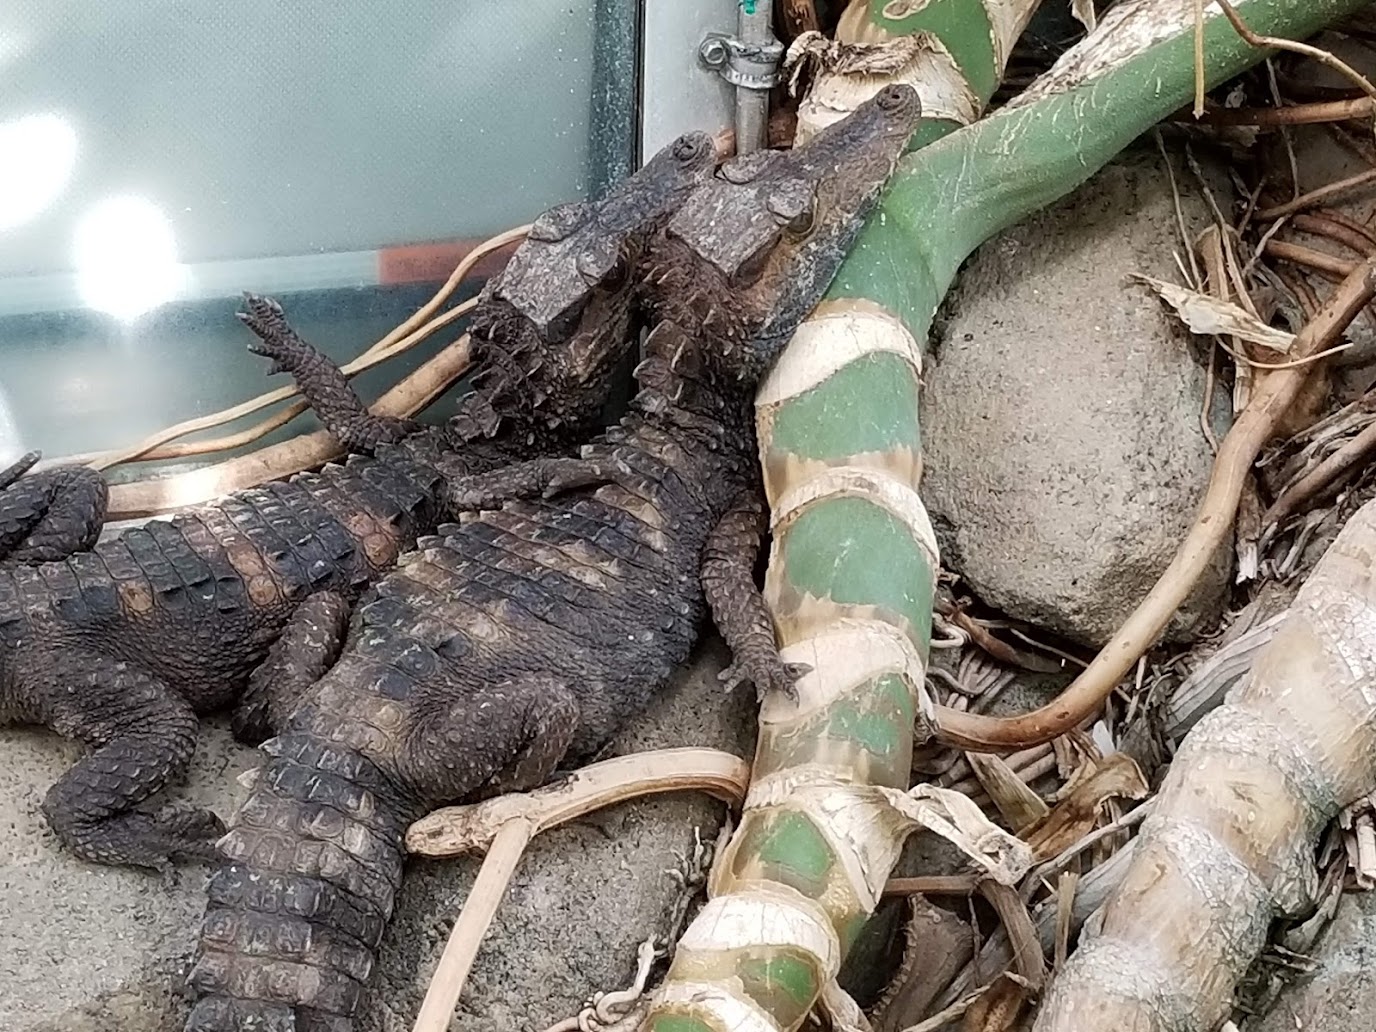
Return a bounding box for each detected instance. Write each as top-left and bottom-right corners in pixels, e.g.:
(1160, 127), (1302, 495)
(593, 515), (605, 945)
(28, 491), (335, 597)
(672, 131), (714, 165)
(875, 82), (920, 116)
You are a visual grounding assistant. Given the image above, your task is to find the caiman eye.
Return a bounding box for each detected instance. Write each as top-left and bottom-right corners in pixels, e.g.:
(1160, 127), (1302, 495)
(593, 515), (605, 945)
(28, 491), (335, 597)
(576, 237), (623, 287)
(768, 179), (816, 235)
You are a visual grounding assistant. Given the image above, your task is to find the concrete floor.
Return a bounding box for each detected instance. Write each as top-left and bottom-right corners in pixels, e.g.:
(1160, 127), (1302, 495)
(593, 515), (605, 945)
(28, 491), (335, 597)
(0, 641), (754, 1032)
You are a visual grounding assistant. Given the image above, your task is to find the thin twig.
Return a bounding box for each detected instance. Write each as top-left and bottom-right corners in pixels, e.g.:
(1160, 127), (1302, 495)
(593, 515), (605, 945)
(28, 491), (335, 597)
(1264, 238), (1360, 278)
(1022, 804), (1152, 899)
(84, 299), (476, 470)
(1273, 265), (1322, 317)
(1218, 337), (1354, 370)
(957, 755), (1060, 809)
(942, 742), (1056, 796)
(379, 224), (529, 355)
(883, 875), (981, 897)
(1201, 342), (1220, 453)
(1328, 120), (1376, 168)
(1215, 0), (1376, 101)
(408, 748), (751, 856)
(1156, 130), (1202, 288)
(1194, 97), (1375, 126)
(52, 228), (523, 472)
(940, 606), (1064, 674)
(1293, 212), (1376, 257)
(1199, 225), (1246, 416)
(1192, 0), (1207, 118)
(1003, 627), (1089, 670)
(1257, 167), (1376, 221)
(411, 818), (537, 1032)
(1236, 175), (1266, 239)
(897, 984), (998, 1032)
(1317, 208), (1376, 248)
(1266, 59), (1301, 204)
(1263, 417), (1376, 530)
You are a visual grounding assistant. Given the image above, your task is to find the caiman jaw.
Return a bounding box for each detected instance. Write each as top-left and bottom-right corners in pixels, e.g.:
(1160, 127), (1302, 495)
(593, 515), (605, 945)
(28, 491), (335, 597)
(647, 83), (923, 379)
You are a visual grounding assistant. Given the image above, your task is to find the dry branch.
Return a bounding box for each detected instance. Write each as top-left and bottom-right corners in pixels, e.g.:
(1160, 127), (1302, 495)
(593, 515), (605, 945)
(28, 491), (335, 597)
(406, 748), (751, 856)
(102, 335), (469, 519)
(402, 748), (750, 1032)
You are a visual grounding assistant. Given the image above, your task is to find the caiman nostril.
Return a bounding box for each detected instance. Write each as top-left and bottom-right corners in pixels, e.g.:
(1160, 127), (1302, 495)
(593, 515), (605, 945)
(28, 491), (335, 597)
(877, 83), (919, 110)
(674, 132), (711, 162)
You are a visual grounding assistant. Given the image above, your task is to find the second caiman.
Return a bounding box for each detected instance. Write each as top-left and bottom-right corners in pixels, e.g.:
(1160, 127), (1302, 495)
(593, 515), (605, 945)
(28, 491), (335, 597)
(0, 130), (715, 871)
(184, 84), (923, 1032)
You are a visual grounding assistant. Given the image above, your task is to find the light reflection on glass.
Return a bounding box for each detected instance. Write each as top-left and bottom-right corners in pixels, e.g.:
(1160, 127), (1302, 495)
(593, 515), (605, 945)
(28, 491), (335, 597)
(73, 195), (187, 321)
(0, 25), (30, 73)
(0, 113), (78, 232)
(0, 385), (24, 464)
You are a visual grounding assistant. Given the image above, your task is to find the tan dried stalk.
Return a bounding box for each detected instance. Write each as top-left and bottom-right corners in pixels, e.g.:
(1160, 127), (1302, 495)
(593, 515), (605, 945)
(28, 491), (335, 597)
(1033, 496), (1376, 1030)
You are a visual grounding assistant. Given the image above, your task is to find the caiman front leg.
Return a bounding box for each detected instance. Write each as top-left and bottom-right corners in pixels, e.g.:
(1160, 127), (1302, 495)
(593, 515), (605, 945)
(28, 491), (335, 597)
(0, 451), (109, 566)
(446, 453), (617, 514)
(17, 648), (225, 870)
(231, 591), (352, 746)
(237, 292), (420, 452)
(701, 488), (810, 702)
(406, 676), (581, 804)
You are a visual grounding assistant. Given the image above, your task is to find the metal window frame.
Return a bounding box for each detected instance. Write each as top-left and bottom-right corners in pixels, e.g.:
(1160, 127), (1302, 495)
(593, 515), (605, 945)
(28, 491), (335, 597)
(638, 0), (741, 163)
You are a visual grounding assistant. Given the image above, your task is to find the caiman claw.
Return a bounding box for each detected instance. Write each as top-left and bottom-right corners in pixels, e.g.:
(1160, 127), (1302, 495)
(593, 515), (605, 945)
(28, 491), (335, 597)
(718, 658), (812, 703)
(236, 292), (299, 375)
(0, 450), (41, 490)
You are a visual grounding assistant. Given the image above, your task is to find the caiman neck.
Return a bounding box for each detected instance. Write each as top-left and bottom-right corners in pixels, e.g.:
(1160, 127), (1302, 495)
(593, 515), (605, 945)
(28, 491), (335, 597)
(626, 321), (753, 451)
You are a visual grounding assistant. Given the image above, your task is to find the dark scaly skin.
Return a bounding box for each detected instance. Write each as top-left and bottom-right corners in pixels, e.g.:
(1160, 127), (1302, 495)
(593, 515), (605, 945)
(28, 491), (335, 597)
(0, 450), (109, 567)
(184, 85), (923, 1032)
(0, 132), (716, 873)
(701, 489), (811, 700)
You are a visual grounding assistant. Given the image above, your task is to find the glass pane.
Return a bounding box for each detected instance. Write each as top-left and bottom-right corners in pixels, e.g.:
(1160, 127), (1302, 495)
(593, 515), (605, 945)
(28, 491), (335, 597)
(0, 2), (634, 469)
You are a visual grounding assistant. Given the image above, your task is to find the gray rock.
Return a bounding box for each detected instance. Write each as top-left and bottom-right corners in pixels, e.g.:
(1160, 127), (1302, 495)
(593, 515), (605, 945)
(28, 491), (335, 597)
(922, 142), (1234, 648)
(1, 717), (256, 1032)
(1251, 891), (1376, 1032)
(0, 638), (755, 1032)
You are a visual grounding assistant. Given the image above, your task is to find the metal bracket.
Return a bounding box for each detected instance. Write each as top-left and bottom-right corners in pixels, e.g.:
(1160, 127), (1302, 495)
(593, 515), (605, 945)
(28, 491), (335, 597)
(698, 32), (784, 91)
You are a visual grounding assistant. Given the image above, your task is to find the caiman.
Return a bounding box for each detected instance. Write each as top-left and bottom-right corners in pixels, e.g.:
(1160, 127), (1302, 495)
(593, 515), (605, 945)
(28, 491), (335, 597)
(185, 84), (922, 1032)
(0, 130), (715, 871)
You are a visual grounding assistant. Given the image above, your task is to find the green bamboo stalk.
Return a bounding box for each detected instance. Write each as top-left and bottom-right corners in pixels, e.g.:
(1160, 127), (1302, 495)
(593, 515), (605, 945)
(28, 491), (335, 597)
(640, 4), (1370, 1032)
(639, 4), (1041, 1032)
(792, 0), (1043, 146)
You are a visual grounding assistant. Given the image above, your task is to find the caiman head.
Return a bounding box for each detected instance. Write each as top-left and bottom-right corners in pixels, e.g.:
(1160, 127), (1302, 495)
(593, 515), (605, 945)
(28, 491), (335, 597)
(639, 83), (922, 382)
(465, 130), (717, 432)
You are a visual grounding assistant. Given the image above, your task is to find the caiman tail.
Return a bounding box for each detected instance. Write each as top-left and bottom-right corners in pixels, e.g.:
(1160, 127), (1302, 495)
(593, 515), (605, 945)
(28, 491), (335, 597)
(186, 732), (420, 1032)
